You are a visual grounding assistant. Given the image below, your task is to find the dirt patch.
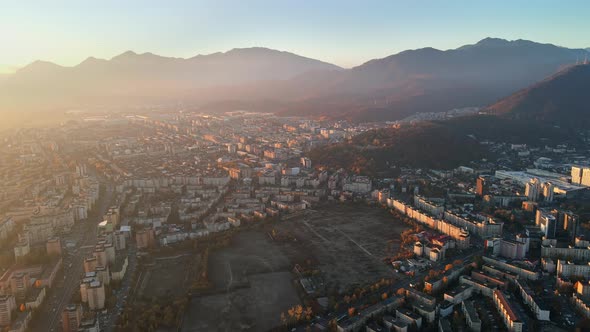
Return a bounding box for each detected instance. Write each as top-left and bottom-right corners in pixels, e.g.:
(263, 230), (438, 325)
(275, 204), (409, 291)
(182, 231), (299, 332)
(182, 204), (410, 331)
(182, 272), (299, 332)
(141, 254), (196, 299)
(208, 231), (291, 290)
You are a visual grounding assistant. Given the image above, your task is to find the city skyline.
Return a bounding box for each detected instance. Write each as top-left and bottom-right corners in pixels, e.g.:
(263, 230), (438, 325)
(2, 0), (590, 73)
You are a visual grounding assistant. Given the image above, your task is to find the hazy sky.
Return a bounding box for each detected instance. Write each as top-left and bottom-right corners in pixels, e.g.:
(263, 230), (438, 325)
(1, 0), (590, 72)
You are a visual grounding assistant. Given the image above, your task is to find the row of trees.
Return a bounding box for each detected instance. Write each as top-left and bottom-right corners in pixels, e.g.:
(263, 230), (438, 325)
(280, 305), (314, 326)
(191, 248), (211, 291)
(117, 296), (189, 331)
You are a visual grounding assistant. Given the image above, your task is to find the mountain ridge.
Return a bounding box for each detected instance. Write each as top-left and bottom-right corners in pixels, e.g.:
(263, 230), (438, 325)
(487, 63), (590, 125)
(13, 47), (341, 72)
(2, 38), (588, 121)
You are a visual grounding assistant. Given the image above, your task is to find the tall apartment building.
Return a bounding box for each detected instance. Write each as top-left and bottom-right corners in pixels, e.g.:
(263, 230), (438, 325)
(572, 166), (590, 186)
(0, 217), (15, 241)
(87, 281), (105, 310)
(62, 304), (82, 332)
(9, 273), (30, 303)
(525, 178), (541, 201)
(84, 257), (98, 274)
(13, 239), (30, 262)
(46, 237), (62, 256)
(136, 228), (155, 249)
(541, 182), (554, 202)
(113, 231), (126, 251)
(536, 209), (557, 239)
(93, 247), (107, 267)
(476, 176), (489, 197)
(104, 243), (116, 265)
(0, 295), (16, 326)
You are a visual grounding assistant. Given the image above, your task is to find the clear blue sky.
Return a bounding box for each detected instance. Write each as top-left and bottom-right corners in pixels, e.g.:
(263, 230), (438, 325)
(1, 0), (589, 72)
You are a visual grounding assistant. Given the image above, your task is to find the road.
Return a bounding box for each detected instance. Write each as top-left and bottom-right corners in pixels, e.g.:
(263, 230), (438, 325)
(30, 182), (115, 332)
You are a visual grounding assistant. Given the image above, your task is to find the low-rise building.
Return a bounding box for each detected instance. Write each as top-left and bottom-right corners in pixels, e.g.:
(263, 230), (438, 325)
(24, 286), (45, 310)
(557, 259), (590, 279)
(382, 315), (408, 332)
(573, 293), (590, 318)
(460, 275), (497, 298)
(514, 279), (550, 321)
(493, 290), (525, 332)
(396, 308), (422, 330)
(482, 256), (539, 280)
(462, 300), (482, 332)
(444, 284), (473, 304)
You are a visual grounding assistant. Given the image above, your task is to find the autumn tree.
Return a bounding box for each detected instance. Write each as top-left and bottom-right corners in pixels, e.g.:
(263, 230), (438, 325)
(348, 307), (356, 317)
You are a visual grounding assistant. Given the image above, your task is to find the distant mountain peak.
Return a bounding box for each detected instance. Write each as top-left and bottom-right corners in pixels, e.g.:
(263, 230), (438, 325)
(78, 56), (104, 66)
(476, 37), (510, 46)
(111, 50), (139, 61)
(227, 47), (274, 53)
(18, 60), (62, 73)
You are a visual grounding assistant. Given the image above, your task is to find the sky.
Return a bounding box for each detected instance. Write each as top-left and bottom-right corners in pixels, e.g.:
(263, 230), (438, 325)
(1, 0), (590, 73)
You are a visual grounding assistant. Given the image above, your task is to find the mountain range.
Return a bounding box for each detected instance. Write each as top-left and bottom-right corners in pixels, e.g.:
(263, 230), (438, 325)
(0, 48), (340, 111)
(1, 38), (589, 123)
(487, 63), (590, 125)
(309, 62), (590, 173)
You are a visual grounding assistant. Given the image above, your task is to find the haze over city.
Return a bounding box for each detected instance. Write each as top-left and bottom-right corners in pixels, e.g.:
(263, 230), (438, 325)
(2, 1), (590, 332)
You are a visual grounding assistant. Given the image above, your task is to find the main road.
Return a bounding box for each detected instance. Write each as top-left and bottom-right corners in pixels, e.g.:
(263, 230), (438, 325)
(30, 182), (115, 332)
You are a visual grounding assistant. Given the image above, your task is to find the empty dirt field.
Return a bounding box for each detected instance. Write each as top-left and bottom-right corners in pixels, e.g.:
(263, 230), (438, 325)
(139, 254), (197, 300)
(275, 203), (410, 291)
(182, 203), (409, 331)
(182, 231), (300, 332)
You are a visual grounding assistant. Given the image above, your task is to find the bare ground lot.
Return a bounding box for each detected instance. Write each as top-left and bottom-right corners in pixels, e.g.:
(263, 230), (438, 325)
(182, 271), (299, 332)
(275, 203), (409, 291)
(139, 254), (197, 299)
(182, 204), (409, 331)
(182, 231), (299, 332)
